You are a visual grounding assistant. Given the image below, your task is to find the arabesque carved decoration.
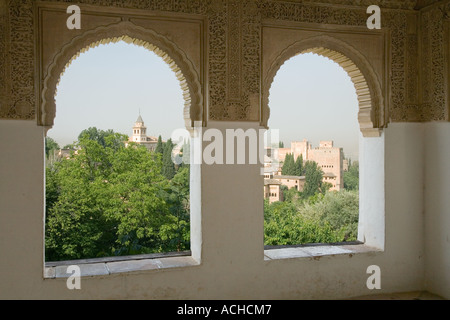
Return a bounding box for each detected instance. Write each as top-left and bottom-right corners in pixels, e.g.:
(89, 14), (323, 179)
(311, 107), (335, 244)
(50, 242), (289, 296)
(0, 0), (448, 129)
(262, 35), (385, 137)
(40, 21), (203, 130)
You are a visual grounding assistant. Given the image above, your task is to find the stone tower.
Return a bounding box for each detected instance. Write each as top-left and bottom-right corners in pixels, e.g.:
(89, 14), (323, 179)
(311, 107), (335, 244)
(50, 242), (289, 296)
(132, 114), (148, 143)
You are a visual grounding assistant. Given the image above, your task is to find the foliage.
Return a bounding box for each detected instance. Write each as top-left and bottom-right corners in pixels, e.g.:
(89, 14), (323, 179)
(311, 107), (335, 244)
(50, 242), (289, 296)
(302, 160), (324, 198)
(294, 155), (303, 176)
(45, 137), (60, 158)
(281, 153), (294, 175)
(344, 160), (359, 191)
(159, 166), (191, 251)
(162, 138), (176, 180)
(281, 153), (303, 176)
(155, 135), (164, 155)
(78, 127), (119, 147)
(45, 129), (190, 261)
(46, 127), (359, 259)
(264, 190), (359, 246)
(264, 200), (342, 246)
(300, 190), (359, 241)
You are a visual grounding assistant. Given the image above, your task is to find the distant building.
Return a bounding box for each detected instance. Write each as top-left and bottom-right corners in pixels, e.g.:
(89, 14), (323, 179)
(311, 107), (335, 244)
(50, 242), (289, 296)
(308, 141), (343, 191)
(343, 159), (349, 172)
(263, 168), (305, 202)
(263, 166), (278, 179)
(46, 148), (77, 167)
(56, 148), (73, 159)
(276, 175), (305, 192)
(264, 179), (283, 203)
(128, 114), (158, 151)
(267, 139), (344, 191)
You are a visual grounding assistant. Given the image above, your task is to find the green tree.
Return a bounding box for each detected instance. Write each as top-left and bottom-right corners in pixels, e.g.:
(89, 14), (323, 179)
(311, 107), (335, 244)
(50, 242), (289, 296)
(282, 154), (304, 177)
(264, 200), (342, 246)
(162, 138), (176, 180)
(281, 153), (295, 176)
(45, 139), (117, 260)
(180, 139), (191, 168)
(78, 127), (115, 147)
(263, 189), (359, 246)
(300, 190), (359, 241)
(282, 185), (301, 203)
(344, 160), (359, 191)
(45, 166), (60, 214)
(155, 135), (164, 155)
(45, 137), (60, 158)
(302, 161), (324, 198)
(45, 129), (191, 261)
(159, 166), (191, 251)
(294, 155), (303, 176)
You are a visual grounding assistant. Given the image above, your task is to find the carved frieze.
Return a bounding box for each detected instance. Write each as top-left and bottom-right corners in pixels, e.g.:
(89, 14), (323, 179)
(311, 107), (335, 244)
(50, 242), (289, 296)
(420, 4), (448, 121)
(0, 0), (8, 118)
(0, 0), (448, 126)
(1, 0), (34, 120)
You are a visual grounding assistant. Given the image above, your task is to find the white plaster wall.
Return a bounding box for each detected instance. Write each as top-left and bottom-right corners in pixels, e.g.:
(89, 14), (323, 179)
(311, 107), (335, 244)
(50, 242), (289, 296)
(358, 129), (385, 249)
(0, 120), (429, 299)
(424, 123), (450, 299)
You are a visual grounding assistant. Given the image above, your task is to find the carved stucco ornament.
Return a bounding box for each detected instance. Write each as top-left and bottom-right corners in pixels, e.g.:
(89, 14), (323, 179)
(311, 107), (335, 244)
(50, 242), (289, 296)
(39, 21), (203, 131)
(262, 35), (386, 137)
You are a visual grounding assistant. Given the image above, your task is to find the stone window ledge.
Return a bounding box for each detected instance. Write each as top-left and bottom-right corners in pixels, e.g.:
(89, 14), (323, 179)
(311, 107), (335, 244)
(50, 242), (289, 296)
(44, 251), (198, 279)
(264, 242), (382, 261)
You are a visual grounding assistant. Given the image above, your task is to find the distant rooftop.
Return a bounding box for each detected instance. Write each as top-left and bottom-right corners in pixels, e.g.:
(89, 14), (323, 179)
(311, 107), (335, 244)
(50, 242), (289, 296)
(277, 175), (305, 180)
(323, 172), (336, 177)
(264, 179), (282, 186)
(136, 115), (144, 123)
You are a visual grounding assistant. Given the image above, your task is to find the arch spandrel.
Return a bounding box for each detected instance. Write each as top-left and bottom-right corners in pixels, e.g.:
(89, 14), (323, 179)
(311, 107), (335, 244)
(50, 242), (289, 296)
(262, 35), (386, 138)
(39, 21), (203, 131)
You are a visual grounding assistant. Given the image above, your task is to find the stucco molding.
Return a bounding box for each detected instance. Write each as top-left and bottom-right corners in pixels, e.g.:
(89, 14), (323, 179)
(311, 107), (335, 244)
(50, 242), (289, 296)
(262, 34), (386, 137)
(39, 20), (203, 130)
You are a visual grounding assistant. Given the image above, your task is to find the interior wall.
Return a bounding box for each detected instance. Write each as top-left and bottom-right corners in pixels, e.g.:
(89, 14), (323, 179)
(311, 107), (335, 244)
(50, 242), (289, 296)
(358, 129), (385, 249)
(424, 122), (450, 299)
(0, 120), (429, 299)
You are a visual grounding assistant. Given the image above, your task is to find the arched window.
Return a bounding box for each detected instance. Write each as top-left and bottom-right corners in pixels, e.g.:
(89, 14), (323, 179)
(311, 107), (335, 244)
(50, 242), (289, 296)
(264, 51), (361, 248)
(44, 38), (196, 264)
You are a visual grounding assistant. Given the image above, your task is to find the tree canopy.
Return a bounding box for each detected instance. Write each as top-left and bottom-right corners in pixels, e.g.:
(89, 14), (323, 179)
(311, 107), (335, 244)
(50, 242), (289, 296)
(344, 160), (359, 191)
(162, 138), (176, 180)
(264, 189), (359, 246)
(302, 160), (324, 198)
(45, 130), (189, 261)
(266, 157), (359, 246)
(45, 137), (60, 157)
(281, 153), (303, 176)
(46, 128), (359, 259)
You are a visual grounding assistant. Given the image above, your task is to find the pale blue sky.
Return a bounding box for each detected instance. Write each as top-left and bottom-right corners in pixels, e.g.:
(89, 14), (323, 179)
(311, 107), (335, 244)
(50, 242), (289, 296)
(50, 41), (359, 160)
(51, 41), (185, 147)
(269, 52), (360, 160)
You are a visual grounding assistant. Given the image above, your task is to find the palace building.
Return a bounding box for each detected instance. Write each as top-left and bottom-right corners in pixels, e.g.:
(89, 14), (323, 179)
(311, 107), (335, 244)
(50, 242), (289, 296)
(128, 114), (158, 151)
(274, 139), (344, 191)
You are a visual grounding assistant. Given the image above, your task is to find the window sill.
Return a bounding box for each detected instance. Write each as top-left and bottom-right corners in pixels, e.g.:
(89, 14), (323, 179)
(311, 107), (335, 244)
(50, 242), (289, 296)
(264, 242), (382, 261)
(44, 251), (198, 279)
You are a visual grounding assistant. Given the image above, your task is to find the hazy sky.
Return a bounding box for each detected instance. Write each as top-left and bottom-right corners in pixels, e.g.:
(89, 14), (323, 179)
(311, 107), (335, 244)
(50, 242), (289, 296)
(50, 41), (360, 160)
(269, 52), (360, 160)
(51, 41), (185, 147)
